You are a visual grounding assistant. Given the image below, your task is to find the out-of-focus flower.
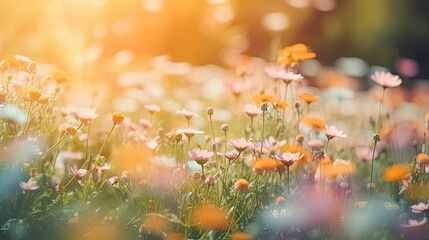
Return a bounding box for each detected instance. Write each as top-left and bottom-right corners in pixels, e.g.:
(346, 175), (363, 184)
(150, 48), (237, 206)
(327, 162), (356, 178)
(416, 153), (429, 164)
(354, 201), (368, 209)
(205, 175), (216, 186)
(235, 179), (249, 191)
(297, 93), (320, 104)
(230, 232), (254, 240)
(38, 95), (49, 105)
(58, 123), (78, 136)
(308, 139), (324, 149)
(355, 146), (381, 161)
(27, 88), (41, 102)
(221, 150), (239, 161)
(252, 93), (275, 105)
(274, 99), (288, 109)
(176, 109), (198, 120)
(400, 217), (427, 228)
(140, 215), (170, 235)
(274, 152), (304, 166)
(264, 63), (284, 79)
(51, 70), (70, 84)
(139, 119), (152, 129)
(411, 202), (429, 214)
(241, 104), (263, 118)
(188, 148), (214, 165)
(72, 107), (98, 125)
(277, 43), (316, 66)
(19, 178), (39, 191)
(111, 112), (125, 125)
(70, 164), (88, 178)
(371, 71), (402, 88)
(223, 81), (247, 96)
(228, 138), (253, 152)
(383, 164), (411, 182)
(144, 104), (161, 114)
(399, 176), (412, 194)
(301, 116), (325, 130)
(189, 204), (228, 230)
(324, 125), (347, 139)
(253, 158), (277, 174)
(0, 92), (5, 104)
(176, 129), (204, 139)
(221, 124), (229, 131)
(107, 176), (120, 190)
(277, 72), (303, 84)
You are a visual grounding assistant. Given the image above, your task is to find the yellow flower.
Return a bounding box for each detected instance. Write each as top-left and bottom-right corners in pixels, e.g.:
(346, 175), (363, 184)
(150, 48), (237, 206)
(111, 112), (125, 125)
(0, 92), (5, 104)
(297, 93), (320, 104)
(382, 164), (411, 182)
(277, 43), (316, 66)
(38, 95), (49, 105)
(26, 88), (41, 102)
(51, 70), (70, 84)
(252, 93), (275, 105)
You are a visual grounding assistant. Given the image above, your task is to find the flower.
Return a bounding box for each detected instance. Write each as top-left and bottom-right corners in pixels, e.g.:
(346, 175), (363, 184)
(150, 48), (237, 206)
(107, 176), (120, 190)
(274, 99), (288, 109)
(252, 94), (275, 105)
(264, 63), (284, 79)
(301, 116), (325, 130)
(38, 95), (49, 105)
(223, 81), (247, 96)
(51, 70), (70, 84)
(0, 92), (6, 104)
(274, 152), (304, 166)
(205, 175), (216, 186)
(235, 179), (249, 191)
(416, 153), (429, 164)
(188, 148), (214, 165)
(190, 204), (228, 230)
(221, 124), (229, 131)
(230, 232), (254, 240)
(253, 158), (277, 174)
(144, 104), (161, 114)
(382, 164), (411, 182)
(228, 138), (253, 152)
(139, 119), (152, 129)
(277, 43), (316, 66)
(327, 162), (356, 178)
(297, 93), (320, 104)
(400, 217), (427, 228)
(371, 71), (402, 88)
(222, 150), (239, 161)
(26, 88), (41, 101)
(111, 112), (125, 125)
(176, 109), (198, 120)
(71, 107), (98, 125)
(411, 202), (429, 214)
(324, 125), (347, 139)
(58, 123), (78, 136)
(241, 104), (263, 118)
(70, 164), (88, 178)
(19, 178), (40, 191)
(355, 146), (381, 161)
(176, 129), (204, 139)
(276, 72), (303, 84)
(308, 139), (324, 149)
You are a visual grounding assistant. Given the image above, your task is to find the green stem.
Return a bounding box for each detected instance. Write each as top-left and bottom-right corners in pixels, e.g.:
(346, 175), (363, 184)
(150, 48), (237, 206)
(325, 139), (330, 154)
(368, 139), (378, 200)
(377, 88), (386, 131)
(23, 101), (33, 132)
(98, 124), (116, 156)
(260, 110), (265, 155)
(86, 123), (91, 159)
(287, 165), (290, 194)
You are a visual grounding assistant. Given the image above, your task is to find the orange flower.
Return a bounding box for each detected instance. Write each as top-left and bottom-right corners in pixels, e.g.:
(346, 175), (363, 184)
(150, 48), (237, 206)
(382, 164), (411, 182)
(276, 196), (286, 205)
(51, 70), (70, 84)
(230, 232), (254, 240)
(189, 204), (228, 230)
(253, 158), (277, 175)
(425, 112), (429, 122)
(235, 179), (249, 191)
(252, 93), (275, 105)
(111, 112), (125, 125)
(296, 134), (304, 143)
(416, 153), (429, 164)
(297, 93), (320, 104)
(0, 92), (5, 104)
(275, 160), (286, 173)
(38, 95), (49, 105)
(2, 54), (20, 68)
(277, 43), (316, 66)
(274, 99), (289, 109)
(141, 215), (170, 234)
(328, 162), (356, 178)
(301, 116), (325, 130)
(26, 88), (41, 102)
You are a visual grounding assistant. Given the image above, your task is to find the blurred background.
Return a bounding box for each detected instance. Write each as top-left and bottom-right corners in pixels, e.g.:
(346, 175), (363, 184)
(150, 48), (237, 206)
(1, 0), (428, 79)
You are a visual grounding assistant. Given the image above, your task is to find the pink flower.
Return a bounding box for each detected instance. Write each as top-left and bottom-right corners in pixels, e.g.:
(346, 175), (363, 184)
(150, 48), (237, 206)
(93, 164), (111, 181)
(228, 138), (253, 152)
(252, 142), (269, 155)
(276, 72), (303, 84)
(308, 139), (324, 149)
(324, 125), (347, 139)
(19, 178), (39, 191)
(264, 63), (284, 79)
(139, 119), (152, 129)
(70, 164), (88, 178)
(354, 146), (381, 161)
(416, 162), (429, 173)
(371, 71), (402, 88)
(274, 152), (304, 166)
(205, 175), (216, 186)
(107, 176), (120, 190)
(399, 176), (412, 194)
(223, 80), (247, 96)
(400, 217), (427, 228)
(219, 150), (239, 160)
(71, 107), (98, 125)
(176, 109), (198, 120)
(144, 104), (161, 114)
(411, 202), (429, 214)
(176, 129), (204, 139)
(187, 148), (214, 165)
(241, 104), (263, 118)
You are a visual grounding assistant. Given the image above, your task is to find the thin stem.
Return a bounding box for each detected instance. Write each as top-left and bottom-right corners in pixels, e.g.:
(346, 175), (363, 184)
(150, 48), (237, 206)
(224, 131), (228, 163)
(286, 165), (290, 194)
(209, 115), (217, 163)
(377, 88), (386, 131)
(85, 123), (91, 159)
(260, 110), (265, 155)
(23, 101), (33, 132)
(325, 139), (330, 154)
(98, 124), (116, 156)
(368, 139), (378, 200)
(249, 117), (254, 140)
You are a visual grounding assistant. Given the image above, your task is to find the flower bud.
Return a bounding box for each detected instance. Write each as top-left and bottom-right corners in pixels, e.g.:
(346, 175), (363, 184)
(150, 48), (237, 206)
(221, 124), (229, 131)
(207, 107), (214, 115)
(205, 175), (216, 186)
(260, 102), (268, 111)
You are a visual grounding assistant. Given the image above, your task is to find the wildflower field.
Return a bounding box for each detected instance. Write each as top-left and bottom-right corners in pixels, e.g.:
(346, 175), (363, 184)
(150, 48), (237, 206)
(1, 1), (429, 240)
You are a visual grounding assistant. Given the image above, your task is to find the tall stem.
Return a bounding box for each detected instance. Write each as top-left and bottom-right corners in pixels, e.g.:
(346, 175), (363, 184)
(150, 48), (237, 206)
(368, 139), (378, 200)
(209, 115), (217, 163)
(377, 88), (386, 131)
(85, 123), (91, 159)
(260, 110), (265, 155)
(98, 124), (116, 156)
(23, 101), (33, 132)
(286, 165), (290, 194)
(224, 131), (228, 163)
(325, 139), (330, 154)
(249, 117), (254, 140)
